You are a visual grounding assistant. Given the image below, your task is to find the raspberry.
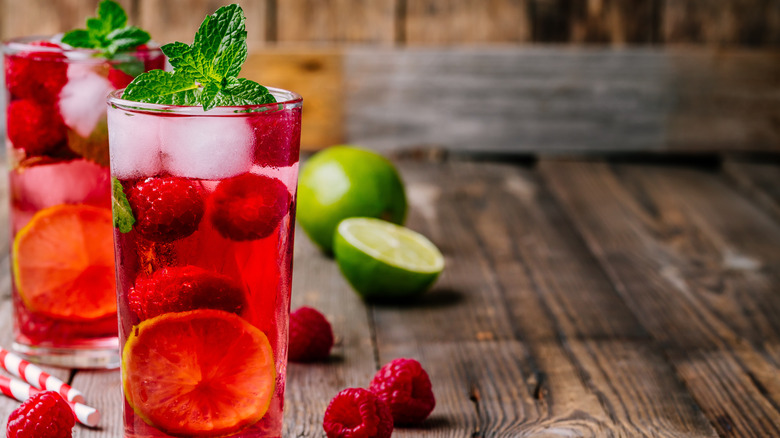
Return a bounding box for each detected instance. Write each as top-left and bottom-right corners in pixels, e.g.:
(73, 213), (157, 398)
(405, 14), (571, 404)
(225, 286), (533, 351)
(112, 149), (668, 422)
(252, 108), (301, 168)
(7, 99), (67, 157)
(129, 266), (246, 321)
(127, 177), (205, 243)
(107, 67), (135, 89)
(369, 358), (435, 425)
(209, 173), (291, 241)
(323, 388), (393, 438)
(6, 391), (75, 438)
(289, 306), (334, 362)
(5, 41), (68, 102)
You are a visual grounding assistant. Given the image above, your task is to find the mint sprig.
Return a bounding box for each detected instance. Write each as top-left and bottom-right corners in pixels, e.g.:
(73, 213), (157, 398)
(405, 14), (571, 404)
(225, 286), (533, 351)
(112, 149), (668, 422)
(61, 0), (150, 57)
(112, 177), (135, 233)
(122, 4), (275, 111)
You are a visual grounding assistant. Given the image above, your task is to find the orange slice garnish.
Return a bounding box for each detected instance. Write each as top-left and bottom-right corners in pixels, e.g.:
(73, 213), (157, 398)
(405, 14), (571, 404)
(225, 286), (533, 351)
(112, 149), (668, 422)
(123, 309), (276, 437)
(13, 204), (116, 321)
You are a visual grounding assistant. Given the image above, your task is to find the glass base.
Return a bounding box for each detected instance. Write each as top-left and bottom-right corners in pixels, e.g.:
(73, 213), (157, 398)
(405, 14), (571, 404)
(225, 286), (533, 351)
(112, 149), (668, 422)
(13, 339), (120, 369)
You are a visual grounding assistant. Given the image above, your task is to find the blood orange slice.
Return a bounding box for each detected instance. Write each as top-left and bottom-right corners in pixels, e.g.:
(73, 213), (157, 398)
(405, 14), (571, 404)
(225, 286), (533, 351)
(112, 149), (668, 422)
(123, 309), (276, 437)
(12, 204), (117, 321)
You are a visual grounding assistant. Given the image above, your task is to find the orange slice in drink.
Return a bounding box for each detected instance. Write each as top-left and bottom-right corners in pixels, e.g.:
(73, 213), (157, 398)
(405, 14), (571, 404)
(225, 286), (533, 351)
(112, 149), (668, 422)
(13, 204), (117, 321)
(123, 309), (276, 437)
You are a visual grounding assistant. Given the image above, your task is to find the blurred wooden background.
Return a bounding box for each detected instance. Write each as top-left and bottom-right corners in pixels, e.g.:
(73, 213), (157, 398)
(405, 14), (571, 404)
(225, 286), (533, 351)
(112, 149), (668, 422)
(4, 0), (780, 47)
(3, 0), (779, 153)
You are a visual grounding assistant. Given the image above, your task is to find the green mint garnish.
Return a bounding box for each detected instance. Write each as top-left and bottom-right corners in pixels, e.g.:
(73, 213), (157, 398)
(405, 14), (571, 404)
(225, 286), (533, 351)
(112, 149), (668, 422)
(112, 177), (135, 233)
(61, 0), (150, 57)
(122, 4), (275, 111)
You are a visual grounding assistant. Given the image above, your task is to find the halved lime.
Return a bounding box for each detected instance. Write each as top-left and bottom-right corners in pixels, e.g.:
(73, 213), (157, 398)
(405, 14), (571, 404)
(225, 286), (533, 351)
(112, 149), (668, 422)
(334, 217), (444, 301)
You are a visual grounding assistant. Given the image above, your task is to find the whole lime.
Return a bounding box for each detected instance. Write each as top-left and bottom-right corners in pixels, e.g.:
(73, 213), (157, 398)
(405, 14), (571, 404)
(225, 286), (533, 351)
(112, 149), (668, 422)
(297, 146), (407, 253)
(334, 217), (444, 301)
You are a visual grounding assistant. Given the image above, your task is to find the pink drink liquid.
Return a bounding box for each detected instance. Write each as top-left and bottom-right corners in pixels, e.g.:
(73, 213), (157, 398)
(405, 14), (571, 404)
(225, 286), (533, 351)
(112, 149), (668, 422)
(4, 38), (164, 367)
(109, 94), (301, 437)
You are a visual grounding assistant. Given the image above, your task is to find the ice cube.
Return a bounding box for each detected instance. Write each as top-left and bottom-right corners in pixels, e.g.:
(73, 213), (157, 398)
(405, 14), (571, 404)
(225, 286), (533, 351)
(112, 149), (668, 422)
(11, 159), (111, 210)
(58, 63), (114, 137)
(108, 109), (162, 179)
(159, 114), (254, 180)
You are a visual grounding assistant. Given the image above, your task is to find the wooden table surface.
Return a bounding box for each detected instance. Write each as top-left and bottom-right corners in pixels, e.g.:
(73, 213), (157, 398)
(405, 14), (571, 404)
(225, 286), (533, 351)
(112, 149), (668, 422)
(1, 156), (779, 437)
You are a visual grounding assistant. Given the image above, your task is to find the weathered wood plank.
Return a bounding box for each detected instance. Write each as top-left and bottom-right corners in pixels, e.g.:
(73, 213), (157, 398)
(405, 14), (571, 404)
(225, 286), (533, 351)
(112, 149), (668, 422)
(662, 0), (780, 47)
(283, 230), (377, 437)
(373, 160), (716, 436)
(137, 0), (268, 48)
(568, 0), (660, 44)
(403, 0), (531, 44)
(0, 0), (135, 39)
(276, 0), (396, 45)
(530, 0), (660, 44)
(540, 160), (780, 437)
(722, 160), (780, 223)
(344, 48), (780, 154)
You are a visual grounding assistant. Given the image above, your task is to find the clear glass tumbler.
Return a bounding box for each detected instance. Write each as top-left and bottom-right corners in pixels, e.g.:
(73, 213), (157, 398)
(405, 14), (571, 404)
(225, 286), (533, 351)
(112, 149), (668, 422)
(107, 87), (301, 437)
(3, 36), (164, 368)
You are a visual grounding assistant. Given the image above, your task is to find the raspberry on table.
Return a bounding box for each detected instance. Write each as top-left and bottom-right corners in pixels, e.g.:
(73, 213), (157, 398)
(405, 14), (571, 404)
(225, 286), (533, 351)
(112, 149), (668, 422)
(323, 388), (393, 438)
(6, 391), (75, 438)
(5, 41), (68, 102)
(129, 265), (246, 321)
(7, 99), (67, 157)
(370, 358), (436, 425)
(209, 173), (291, 241)
(288, 306), (334, 362)
(127, 176), (205, 243)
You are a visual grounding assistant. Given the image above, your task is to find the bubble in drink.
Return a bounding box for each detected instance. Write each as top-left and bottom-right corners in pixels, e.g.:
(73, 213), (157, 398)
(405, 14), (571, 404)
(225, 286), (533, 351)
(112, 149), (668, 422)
(159, 115), (254, 179)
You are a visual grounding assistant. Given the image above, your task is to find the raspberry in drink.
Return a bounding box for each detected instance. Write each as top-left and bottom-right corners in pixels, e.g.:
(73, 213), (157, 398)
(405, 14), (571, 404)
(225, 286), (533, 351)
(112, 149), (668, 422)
(109, 89), (301, 437)
(3, 31), (163, 368)
(109, 6), (301, 435)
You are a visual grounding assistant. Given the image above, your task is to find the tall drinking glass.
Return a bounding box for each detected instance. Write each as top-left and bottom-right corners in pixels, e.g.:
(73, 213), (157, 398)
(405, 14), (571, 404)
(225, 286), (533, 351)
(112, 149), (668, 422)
(3, 37), (164, 368)
(107, 88), (301, 437)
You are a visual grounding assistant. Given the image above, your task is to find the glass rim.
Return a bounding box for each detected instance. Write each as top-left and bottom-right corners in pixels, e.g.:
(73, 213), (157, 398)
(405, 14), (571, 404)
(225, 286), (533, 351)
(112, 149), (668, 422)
(107, 87), (303, 116)
(2, 35), (163, 59)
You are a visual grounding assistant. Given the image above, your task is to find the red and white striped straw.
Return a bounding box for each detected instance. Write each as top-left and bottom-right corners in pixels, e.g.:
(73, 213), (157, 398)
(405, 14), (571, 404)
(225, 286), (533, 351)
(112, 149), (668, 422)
(0, 347), (85, 403)
(0, 375), (99, 427)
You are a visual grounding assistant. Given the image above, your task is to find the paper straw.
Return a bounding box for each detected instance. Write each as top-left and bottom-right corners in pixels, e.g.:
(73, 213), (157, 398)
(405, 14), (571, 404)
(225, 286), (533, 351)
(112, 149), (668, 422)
(0, 375), (99, 427)
(0, 347), (85, 403)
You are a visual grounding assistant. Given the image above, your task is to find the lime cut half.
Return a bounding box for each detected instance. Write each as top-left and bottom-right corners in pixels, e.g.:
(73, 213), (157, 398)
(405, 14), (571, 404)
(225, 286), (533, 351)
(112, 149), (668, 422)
(334, 217), (444, 301)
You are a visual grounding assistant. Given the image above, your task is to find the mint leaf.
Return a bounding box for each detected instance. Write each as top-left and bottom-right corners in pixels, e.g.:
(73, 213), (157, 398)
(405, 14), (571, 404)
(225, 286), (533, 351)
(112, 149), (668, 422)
(61, 0), (150, 57)
(98, 0), (127, 30)
(123, 70), (201, 105)
(212, 78), (275, 108)
(61, 29), (96, 49)
(112, 177), (135, 233)
(105, 27), (151, 56)
(122, 4), (276, 111)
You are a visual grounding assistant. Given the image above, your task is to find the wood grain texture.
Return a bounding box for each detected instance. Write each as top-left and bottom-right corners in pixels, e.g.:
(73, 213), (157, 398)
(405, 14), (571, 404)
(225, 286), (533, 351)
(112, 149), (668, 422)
(343, 47), (780, 154)
(662, 0), (780, 47)
(531, 0), (660, 44)
(722, 160), (780, 223)
(284, 232), (377, 437)
(276, 0), (396, 44)
(137, 0), (268, 48)
(374, 160), (717, 436)
(403, 0), (531, 45)
(0, 0), (135, 39)
(540, 160), (780, 437)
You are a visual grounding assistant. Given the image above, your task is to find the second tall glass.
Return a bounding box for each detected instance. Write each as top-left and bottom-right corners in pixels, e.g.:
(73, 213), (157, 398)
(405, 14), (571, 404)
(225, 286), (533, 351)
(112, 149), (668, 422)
(4, 37), (164, 368)
(108, 88), (301, 437)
